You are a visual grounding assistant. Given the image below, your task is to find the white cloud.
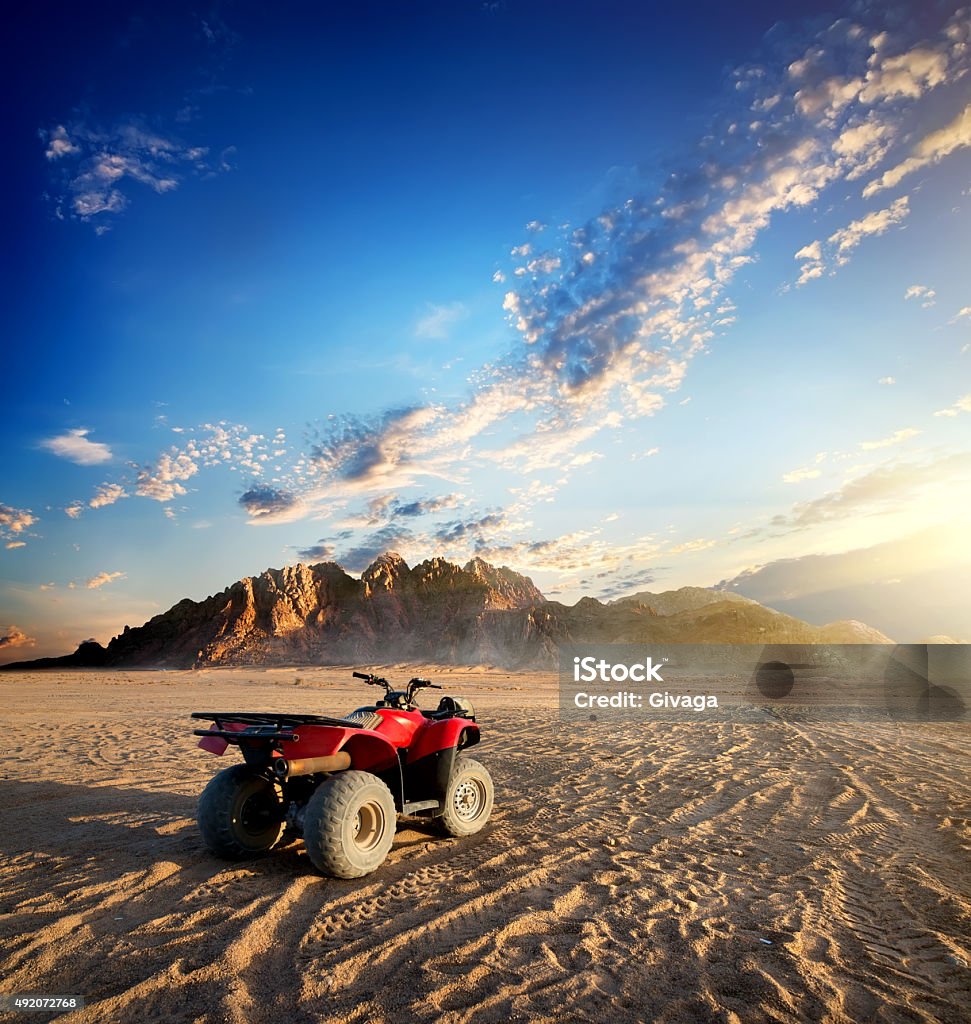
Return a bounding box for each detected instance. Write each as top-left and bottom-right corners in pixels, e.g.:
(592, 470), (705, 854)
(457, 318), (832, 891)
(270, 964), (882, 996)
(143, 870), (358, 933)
(43, 124), (79, 160)
(832, 115), (894, 179)
(783, 466), (822, 484)
(859, 427), (921, 450)
(949, 306), (971, 325)
(794, 240), (822, 261)
(864, 103), (971, 198)
(878, 376), (896, 385)
(0, 503), (37, 539)
(668, 538), (716, 556)
(86, 571), (126, 590)
(415, 302), (469, 340)
(41, 428), (112, 465)
(933, 393), (971, 418)
(829, 195), (910, 262)
(135, 452), (198, 502)
(794, 195), (910, 286)
(524, 254), (561, 275)
(64, 502), (84, 519)
(859, 45), (949, 104)
(904, 284), (936, 307)
(90, 483), (127, 509)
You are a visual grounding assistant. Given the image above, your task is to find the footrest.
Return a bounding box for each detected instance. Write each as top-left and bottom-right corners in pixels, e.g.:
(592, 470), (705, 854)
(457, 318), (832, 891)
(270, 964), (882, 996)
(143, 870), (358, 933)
(402, 799), (441, 815)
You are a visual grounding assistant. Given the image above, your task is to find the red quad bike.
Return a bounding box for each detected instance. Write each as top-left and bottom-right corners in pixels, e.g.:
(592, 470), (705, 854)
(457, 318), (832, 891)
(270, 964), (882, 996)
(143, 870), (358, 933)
(191, 672), (493, 878)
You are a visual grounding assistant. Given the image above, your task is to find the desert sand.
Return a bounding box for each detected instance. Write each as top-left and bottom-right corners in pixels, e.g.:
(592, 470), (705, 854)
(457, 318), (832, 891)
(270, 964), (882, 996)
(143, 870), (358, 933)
(0, 668), (968, 1024)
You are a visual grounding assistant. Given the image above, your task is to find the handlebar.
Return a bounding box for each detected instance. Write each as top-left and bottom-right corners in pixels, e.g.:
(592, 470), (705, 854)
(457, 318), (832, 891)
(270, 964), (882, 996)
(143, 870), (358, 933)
(408, 677), (442, 689)
(352, 671), (387, 686)
(352, 671), (441, 705)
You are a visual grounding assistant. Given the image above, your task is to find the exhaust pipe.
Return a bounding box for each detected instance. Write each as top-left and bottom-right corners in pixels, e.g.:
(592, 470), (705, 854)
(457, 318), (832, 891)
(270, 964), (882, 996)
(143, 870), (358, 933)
(273, 751), (352, 779)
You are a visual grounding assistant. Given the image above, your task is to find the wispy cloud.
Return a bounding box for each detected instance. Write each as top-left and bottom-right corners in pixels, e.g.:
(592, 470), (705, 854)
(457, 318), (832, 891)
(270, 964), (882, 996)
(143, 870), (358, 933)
(859, 426), (920, 450)
(41, 119), (226, 227)
(904, 284), (936, 307)
(306, 406), (454, 493)
(415, 302), (469, 340)
(949, 306), (971, 325)
(795, 195), (910, 284)
(592, 567), (657, 602)
(0, 503), (38, 542)
(86, 570), (126, 590)
(764, 453), (971, 534)
(783, 466), (822, 484)
(864, 102), (971, 198)
(934, 393), (971, 418)
(41, 428), (112, 465)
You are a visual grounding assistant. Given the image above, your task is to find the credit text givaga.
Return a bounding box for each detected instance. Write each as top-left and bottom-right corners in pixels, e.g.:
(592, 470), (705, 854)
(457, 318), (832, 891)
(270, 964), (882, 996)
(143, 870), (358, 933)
(571, 656), (718, 710)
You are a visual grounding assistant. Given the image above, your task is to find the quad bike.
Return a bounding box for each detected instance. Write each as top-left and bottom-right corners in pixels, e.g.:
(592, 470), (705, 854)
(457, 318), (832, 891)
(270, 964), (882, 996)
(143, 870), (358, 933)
(191, 672), (493, 878)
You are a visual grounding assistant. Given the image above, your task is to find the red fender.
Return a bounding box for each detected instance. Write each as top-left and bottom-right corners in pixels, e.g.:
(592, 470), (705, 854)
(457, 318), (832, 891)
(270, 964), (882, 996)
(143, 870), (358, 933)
(281, 725), (400, 774)
(405, 718), (479, 763)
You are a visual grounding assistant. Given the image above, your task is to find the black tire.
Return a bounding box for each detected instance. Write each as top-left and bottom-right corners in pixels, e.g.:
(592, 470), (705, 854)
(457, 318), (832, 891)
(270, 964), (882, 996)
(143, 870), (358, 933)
(303, 771), (396, 879)
(439, 756), (493, 837)
(197, 763), (284, 859)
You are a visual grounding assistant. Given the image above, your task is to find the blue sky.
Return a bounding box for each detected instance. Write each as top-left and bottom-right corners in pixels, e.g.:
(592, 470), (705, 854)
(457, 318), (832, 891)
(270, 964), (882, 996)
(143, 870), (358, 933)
(2, 0), (970, 660)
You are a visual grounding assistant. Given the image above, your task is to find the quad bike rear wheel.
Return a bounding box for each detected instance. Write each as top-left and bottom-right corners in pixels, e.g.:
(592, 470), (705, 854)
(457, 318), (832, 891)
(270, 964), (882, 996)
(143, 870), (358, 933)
(197, 763), (284, 858)
(303, 770), (397, 878)
(439, 756), (494, 837)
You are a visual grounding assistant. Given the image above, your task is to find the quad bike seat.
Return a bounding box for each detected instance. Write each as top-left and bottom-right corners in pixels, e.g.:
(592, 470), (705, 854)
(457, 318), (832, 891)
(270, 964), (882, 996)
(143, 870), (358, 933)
(422, 695), (476, 721)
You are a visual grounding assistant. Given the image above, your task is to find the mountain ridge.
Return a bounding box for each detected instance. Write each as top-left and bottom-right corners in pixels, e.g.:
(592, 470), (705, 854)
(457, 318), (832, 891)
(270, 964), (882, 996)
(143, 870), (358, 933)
(3, 552), (894, 671)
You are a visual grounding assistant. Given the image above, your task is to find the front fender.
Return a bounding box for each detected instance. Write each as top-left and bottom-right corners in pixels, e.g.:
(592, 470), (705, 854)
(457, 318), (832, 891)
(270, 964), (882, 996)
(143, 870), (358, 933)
(406, 718), (479, 763)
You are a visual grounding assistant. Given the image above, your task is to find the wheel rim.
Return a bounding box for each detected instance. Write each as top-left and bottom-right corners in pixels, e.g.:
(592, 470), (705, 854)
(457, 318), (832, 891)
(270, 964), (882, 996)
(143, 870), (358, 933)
(352, 800), (387, 852)
(238, 790), (278, 837)
(453, 778), (486, 821)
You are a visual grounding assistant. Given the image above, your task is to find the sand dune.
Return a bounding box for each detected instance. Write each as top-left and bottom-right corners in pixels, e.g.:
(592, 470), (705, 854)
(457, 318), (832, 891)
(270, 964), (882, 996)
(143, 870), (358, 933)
(1, 669), (968, 1023)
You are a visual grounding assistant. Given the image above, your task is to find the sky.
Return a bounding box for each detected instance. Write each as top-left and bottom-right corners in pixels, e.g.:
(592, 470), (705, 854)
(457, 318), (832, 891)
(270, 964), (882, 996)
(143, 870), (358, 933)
(2, 0), (970, 661)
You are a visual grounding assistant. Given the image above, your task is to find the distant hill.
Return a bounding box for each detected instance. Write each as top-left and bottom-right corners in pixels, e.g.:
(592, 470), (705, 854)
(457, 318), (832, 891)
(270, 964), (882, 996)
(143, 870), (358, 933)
(3, 553), (894, 671)
(610, 586), (757, 616)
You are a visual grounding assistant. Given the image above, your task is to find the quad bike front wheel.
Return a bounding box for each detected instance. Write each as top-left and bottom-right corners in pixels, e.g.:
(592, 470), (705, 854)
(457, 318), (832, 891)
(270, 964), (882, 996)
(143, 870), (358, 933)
(439, 756), (494, 837)
(303, 770), (397, 878)
(197, 763), (284, 859)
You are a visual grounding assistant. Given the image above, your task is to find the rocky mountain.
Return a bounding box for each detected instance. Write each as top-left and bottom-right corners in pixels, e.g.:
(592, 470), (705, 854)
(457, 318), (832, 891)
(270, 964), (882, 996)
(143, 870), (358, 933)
(3, 553), (893, 671)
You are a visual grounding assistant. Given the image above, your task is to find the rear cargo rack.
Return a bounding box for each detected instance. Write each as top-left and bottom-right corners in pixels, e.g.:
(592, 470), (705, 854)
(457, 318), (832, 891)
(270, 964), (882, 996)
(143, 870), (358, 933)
(191, 711), (369, 729)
